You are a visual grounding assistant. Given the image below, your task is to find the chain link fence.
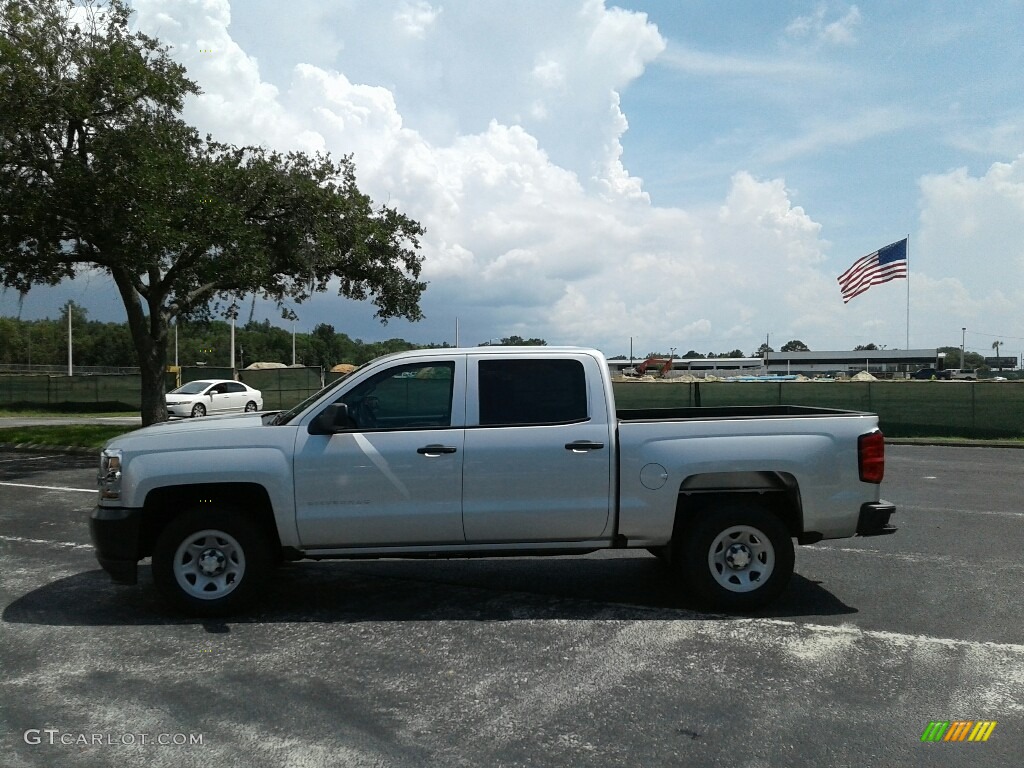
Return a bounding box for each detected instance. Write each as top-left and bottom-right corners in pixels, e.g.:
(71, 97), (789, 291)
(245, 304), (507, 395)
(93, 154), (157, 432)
(0, 366), (324, 412)
(612, 380), (1024, 438)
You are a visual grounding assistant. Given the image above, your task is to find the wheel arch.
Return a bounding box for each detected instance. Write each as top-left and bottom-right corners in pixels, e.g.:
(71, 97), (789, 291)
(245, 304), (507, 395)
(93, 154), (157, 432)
(671, 471), (803, 545)
(140, 483), (281, 560)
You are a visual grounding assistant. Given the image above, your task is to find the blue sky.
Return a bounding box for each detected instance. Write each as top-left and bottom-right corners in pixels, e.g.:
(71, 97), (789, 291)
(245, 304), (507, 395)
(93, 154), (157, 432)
(5, 0), (1024, 360)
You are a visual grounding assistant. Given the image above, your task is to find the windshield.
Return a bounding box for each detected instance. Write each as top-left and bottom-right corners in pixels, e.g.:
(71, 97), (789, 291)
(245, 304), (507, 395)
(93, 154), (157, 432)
(169, 381), (213, 395)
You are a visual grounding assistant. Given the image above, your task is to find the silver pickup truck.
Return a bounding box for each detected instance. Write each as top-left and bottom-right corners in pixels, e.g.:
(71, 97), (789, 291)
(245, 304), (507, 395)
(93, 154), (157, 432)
(91, 346), (895, 616)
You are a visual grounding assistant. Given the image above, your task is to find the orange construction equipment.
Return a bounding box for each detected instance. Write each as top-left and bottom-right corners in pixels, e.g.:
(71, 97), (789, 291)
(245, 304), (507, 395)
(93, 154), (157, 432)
(631, 357), (675, 377)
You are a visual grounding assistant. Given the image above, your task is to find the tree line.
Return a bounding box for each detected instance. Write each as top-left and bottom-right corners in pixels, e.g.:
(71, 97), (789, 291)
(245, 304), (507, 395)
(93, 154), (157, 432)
(0, 305), (547, 369)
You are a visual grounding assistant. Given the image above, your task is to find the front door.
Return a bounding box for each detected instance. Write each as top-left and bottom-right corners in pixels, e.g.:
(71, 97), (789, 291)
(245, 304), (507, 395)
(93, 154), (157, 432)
(294, 359), (466, 547)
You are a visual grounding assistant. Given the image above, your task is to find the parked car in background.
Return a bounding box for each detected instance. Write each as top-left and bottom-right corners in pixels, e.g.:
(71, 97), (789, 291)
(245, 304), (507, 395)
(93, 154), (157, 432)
(949, 368), (977, 380)
(165, 380), (263, 418)
(910, 367), (951, 380)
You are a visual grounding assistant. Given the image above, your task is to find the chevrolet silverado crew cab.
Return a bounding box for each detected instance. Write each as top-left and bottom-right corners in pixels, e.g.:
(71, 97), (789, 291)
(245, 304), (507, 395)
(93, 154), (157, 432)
(91, 347), (895, 616)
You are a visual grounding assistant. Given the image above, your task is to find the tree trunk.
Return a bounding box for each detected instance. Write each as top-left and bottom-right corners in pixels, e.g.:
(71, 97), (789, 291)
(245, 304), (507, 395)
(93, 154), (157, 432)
(138, 336), (169, 427)
(111, 269), (170, 427)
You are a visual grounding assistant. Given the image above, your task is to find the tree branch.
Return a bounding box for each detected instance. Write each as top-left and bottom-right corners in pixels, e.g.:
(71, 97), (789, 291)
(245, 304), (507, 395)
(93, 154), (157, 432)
(158, 247), (203, 292)
(177, 281), (221, 313)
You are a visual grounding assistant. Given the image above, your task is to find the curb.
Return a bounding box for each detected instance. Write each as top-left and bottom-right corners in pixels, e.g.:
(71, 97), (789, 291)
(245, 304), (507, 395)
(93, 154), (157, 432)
(0, 442), (97, 456)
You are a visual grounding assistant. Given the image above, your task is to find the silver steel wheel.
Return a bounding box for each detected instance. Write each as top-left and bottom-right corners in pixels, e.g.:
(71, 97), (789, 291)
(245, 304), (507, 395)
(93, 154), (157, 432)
(172, 529), (246, 601)
(244, 400), (258, 412)
(707, 524), (775, 593)
(191, 403), (206, 418)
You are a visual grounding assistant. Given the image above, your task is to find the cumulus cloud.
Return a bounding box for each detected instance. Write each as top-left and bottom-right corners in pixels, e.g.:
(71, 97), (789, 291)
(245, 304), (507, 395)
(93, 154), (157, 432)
(918, 157), (1024, 305)
(118, 0), (957, 354)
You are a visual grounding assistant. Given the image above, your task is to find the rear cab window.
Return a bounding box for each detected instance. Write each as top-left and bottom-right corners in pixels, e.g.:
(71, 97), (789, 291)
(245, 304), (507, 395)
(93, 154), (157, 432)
(476, 358), (589, 426)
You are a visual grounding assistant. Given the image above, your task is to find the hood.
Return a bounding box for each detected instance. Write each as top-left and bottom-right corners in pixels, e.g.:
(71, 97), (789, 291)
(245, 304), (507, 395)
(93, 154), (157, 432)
(104, 412), (270, 452)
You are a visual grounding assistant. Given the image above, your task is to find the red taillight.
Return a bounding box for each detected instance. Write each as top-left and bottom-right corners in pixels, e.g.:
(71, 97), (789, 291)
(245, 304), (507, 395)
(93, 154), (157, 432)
(858, 431), (885, 484)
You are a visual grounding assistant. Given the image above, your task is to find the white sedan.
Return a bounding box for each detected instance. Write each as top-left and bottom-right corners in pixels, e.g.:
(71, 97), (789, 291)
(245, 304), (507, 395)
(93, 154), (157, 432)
(166, 380), (263, 418)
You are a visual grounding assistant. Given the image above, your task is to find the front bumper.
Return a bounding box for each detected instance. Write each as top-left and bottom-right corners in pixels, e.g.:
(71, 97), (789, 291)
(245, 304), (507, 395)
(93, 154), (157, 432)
(89, 506), (143, 584)
(856, 500), (897, 536)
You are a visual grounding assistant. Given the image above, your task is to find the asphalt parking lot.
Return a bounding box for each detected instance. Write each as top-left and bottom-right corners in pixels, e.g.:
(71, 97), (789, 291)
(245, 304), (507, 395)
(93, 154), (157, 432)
(1, 445), (1021, 767)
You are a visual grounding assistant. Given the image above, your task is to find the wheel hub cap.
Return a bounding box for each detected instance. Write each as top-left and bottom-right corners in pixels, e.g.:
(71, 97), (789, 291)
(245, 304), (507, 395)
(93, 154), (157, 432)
(197, 548), (227, 576)
(724, 542), (753, 569)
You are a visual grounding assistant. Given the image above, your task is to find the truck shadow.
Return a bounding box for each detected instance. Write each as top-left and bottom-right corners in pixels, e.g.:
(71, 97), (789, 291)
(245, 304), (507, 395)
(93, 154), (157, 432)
(3, 554), (856, 627)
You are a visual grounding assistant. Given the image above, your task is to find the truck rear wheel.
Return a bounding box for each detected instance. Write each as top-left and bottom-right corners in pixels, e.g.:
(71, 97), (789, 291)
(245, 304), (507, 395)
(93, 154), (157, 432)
(152, 508), (271, 617)
(676, 503), (794, 611)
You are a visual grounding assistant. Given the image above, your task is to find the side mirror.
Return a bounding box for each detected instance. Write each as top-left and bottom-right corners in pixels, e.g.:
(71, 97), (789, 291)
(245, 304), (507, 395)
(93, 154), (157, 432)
(308, 403), (354, 435)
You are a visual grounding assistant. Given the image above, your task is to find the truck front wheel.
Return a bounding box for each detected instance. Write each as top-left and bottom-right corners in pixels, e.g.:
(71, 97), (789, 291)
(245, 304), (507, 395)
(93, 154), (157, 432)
(676, 503), (794, 611)
(152, 508), (271, 616)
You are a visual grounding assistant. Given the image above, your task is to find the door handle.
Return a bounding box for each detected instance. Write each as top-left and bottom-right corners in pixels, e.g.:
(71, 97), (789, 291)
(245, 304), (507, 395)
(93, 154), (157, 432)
(417, 444), (458, 456)
(565, 441), (604, 452)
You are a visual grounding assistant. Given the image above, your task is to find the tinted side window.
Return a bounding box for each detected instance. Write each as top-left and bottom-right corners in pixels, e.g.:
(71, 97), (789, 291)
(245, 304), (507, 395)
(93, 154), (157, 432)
(340, 362), (455, 430)
(478, 359), (588, 426)
(225, 382), (246, 393)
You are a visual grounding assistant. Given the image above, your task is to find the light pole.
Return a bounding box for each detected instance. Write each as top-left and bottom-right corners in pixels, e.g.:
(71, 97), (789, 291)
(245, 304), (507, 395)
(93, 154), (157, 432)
(227, 302), (239, 374)
(961, 327), (966, 370)
(66, 302), (73, 377)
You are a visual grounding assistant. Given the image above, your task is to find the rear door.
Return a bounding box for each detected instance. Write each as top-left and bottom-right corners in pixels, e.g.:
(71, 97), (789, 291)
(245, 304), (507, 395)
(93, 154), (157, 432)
(461, 353), (612, 543)
(223, 381), (249, 410)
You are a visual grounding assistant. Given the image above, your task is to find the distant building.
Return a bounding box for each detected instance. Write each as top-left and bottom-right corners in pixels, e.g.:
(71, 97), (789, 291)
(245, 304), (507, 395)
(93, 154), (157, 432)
(607, 357), (763, 377)
(608, 349), (947, 378)
(766, 349), (938, 377)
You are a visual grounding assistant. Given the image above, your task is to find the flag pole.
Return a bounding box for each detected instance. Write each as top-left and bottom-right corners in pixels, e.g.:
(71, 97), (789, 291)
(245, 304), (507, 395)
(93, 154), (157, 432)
(905, 234), (910, 349)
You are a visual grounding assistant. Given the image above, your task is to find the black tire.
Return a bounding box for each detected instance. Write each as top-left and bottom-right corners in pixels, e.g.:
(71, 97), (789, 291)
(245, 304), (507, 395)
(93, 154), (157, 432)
(152, 508), (271, 617)
(244, 400), (258, 412)
(190, 403), (206, 418)
(675, 503), (794, 612)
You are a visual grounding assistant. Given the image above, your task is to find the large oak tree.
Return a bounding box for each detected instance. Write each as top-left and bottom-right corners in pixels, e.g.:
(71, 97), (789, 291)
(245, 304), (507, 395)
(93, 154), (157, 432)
(0, 0), (426, 424)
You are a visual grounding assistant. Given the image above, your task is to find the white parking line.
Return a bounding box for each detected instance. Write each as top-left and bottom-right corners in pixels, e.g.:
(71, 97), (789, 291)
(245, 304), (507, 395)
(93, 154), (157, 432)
(0, 481), (94, 493)
(0, 534), (93, 550)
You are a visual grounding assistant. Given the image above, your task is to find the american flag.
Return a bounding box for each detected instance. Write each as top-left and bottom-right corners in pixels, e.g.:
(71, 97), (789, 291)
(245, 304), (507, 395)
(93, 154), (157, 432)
(838, 238), (908, 303)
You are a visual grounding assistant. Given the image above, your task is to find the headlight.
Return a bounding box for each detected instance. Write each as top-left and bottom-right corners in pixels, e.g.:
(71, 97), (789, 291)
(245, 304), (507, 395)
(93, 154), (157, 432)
(98, 448), (123, 500)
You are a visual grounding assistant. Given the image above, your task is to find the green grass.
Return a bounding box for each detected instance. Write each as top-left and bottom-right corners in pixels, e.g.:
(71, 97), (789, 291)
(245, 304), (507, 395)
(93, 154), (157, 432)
(0, 424), (138, 450)
(888, 435), (1024, 445)
(0, 407), (139, 418)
